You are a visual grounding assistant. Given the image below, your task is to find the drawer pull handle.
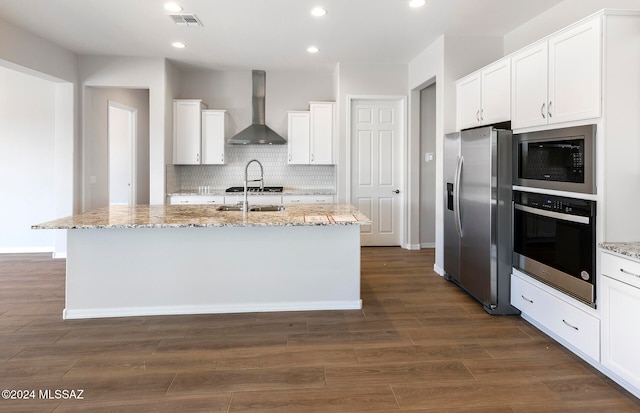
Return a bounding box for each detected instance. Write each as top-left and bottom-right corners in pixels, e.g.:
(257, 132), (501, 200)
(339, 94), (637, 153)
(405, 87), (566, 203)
(521, 295), (533, 304)
(620, 268), (640, 278)
(562, 319), (579, 331)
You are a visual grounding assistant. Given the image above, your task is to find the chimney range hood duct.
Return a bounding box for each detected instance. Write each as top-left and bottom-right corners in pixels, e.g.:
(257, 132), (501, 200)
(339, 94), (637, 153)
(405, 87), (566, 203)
(228, 70), (287, 145)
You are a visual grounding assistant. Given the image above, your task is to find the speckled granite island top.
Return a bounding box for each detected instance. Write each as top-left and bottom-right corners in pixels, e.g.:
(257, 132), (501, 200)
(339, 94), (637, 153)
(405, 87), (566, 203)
(599, 242), (640, 261)
(32, 203), (372, 229)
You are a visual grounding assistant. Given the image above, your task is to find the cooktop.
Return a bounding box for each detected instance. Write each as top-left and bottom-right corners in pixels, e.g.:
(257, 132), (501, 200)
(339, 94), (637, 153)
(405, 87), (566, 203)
(225, 186), (284, 193)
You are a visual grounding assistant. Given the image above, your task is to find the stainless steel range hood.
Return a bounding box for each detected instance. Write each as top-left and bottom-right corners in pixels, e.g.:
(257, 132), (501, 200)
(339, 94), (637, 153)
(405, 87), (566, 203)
(228, 70), (287, 145)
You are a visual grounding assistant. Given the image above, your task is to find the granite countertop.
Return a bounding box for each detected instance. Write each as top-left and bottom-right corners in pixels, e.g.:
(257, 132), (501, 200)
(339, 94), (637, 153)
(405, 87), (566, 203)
(168, 188), (336, 196)
(32, 203), (371, 230)
(599, 242), (640, 260)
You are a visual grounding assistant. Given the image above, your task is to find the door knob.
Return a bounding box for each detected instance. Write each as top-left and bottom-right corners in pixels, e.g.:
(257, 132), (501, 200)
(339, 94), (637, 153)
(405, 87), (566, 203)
(393, 189), (400, 194)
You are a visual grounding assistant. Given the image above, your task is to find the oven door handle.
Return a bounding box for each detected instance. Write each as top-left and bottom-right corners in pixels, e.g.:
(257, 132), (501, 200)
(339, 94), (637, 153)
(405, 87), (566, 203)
(514, 204), (590, 225)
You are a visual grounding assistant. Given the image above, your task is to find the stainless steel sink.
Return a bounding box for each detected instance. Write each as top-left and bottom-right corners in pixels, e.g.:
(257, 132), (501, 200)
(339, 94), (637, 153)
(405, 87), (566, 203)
(216, 205), (285, 212)
(216, 205), (244, 211)
(249, 205), (285, 212)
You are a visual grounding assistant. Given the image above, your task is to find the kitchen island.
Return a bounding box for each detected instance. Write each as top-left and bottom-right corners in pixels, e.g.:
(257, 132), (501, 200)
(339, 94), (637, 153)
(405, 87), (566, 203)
(33, 204), (371, 319)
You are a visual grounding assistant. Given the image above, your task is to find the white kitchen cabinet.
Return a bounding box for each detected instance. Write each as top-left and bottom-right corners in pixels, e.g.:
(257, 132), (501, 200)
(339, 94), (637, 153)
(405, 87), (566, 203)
(456, 58), (510, 130)
(282, 195), (335, 204)
(511, 271), (600, 361)
(169, 195), (225, 205)
(288, 103), (335, 165)
(511, 17), (601, 130)
(201, 110), (227, 165)
(600, 251), (640, 392)
(224, 194), (282, 205)
(173, 99), (205, 164)
(309, 102), (335, 164)
(287, 111), (310, 164)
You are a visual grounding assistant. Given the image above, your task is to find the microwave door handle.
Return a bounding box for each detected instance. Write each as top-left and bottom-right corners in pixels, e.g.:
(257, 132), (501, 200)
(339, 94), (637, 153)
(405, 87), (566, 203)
(514, 204), (590, 225)
(454, 155), (464, 238)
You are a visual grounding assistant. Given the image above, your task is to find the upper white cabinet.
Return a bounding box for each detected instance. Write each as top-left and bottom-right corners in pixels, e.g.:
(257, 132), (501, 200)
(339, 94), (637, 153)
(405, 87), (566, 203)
(173, 100), (226, 165)
(287, 111), (311, 164)
(173, 99), (205, 164)
(309, 102), (335, 164)
(201, 110), (227, 165)
(288, 102), (335, 165)
(511, 18), (602, 130)
(456, 58), (511, 130)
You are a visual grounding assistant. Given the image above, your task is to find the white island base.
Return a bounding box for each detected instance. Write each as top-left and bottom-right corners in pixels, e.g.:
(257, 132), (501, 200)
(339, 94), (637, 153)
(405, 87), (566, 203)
(64, 224), (362, 319)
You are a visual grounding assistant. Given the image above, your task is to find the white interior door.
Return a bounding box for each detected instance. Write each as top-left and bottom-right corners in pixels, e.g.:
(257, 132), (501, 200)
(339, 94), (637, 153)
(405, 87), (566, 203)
(108, 102), (136, 206)
(351, 98), (403, 246)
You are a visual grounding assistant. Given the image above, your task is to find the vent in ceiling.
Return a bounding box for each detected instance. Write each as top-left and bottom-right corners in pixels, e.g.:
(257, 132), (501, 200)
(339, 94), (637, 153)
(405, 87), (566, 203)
(168, 14), (204, 27)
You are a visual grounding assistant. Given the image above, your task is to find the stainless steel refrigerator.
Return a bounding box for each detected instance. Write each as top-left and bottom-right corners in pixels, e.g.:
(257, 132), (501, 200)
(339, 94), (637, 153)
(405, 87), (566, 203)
(443, 125), (519, 315)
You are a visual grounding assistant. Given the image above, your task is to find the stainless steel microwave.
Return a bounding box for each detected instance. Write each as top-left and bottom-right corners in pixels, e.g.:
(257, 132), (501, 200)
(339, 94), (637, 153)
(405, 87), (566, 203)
(513, 125), (596, 194)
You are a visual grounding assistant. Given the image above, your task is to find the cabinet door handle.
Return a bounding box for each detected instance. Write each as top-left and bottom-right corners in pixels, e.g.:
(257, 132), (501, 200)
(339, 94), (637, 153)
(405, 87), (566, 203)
(476, 109), (480, 122)
(221, 154), (224, 162)
(311, 154), (314, 162)
(562, 319), (579, 331)
(621, 268), (640, 278)
(541, 103), (546, 119)
(288, 154), (291, 162)
(480, 108), (484, 121)
(548, 101), (553, 118)
(521, 295), (533, 304)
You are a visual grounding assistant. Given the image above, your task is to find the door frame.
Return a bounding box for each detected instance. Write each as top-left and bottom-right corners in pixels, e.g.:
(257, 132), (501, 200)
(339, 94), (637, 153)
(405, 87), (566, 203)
(346, 95), (408, 247)
(107, 100), (137, 206)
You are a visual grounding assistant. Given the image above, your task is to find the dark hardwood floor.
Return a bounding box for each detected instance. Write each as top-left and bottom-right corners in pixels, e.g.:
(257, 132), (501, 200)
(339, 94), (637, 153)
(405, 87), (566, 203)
(1, 248), (639, 412)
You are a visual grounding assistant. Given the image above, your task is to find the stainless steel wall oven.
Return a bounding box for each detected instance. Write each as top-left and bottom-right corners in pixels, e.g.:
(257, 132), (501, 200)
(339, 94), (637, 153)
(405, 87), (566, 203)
(513, 190), (596, 307)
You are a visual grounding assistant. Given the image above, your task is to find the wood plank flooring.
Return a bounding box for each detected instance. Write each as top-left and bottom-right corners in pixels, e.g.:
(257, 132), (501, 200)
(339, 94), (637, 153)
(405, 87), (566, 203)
(1, 248), (639, 412)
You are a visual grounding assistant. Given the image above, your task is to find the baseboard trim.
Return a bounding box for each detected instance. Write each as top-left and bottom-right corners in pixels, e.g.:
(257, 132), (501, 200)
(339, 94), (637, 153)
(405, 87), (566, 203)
(0, 247), (54, 255)
(63, 300), (363, 320)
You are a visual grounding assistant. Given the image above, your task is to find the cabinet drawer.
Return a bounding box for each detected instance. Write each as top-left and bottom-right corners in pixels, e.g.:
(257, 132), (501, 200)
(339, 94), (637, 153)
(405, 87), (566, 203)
(511, 273), (600, 360)
(283, 195), (335, 204)
(601, 251), (640, 289)
(169, 196), (225, 205)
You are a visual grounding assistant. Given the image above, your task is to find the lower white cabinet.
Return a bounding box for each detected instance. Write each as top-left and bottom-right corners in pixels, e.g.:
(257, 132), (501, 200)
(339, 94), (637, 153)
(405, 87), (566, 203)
(600, 251), (640, 391)
(169, 195), (225, 205)
(511, 272), (600, 361)
(282, 195), (334, 204)
(223, 194), (282, 205)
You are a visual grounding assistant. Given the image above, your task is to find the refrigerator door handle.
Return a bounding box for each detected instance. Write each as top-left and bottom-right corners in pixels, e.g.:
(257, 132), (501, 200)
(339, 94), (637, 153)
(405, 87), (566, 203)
(454, 155), (464, 238)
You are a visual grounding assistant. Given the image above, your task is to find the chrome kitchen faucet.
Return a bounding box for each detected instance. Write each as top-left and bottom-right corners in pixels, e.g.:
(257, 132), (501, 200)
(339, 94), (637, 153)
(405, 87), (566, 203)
(243, 159), (264, 212)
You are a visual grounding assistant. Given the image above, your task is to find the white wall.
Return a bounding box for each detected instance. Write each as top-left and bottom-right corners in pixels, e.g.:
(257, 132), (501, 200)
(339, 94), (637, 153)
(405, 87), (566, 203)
(504, 0), (640, 54)
(0, 66), (56, 252)
(407, 35), (502, 269)
(0, 16), (77, 256)
(335, 62), (408, 204)
(0, 16), (77, 84)
(178, 69), (334, 140)
(79, 56), (167, 205)
(85, 87), (150, 209)
(419, 83), (437, 247)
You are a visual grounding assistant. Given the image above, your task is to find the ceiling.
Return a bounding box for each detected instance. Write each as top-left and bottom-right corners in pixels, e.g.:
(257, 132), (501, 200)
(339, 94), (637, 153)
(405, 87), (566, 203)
(0, 0), (565, 71)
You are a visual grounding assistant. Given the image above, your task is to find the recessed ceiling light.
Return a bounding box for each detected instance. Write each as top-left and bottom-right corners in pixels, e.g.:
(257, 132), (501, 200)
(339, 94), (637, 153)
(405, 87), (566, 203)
(164, 2), (183, 12)
(409, 0), (426, 7)
(311, 7), (327, 17)
(307, 46), (320, 53)
(172, 42), (186, 49)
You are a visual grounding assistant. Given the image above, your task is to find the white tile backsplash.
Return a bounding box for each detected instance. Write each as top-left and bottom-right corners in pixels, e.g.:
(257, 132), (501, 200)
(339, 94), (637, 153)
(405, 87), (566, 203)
(167, 145), (335, 192)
